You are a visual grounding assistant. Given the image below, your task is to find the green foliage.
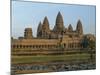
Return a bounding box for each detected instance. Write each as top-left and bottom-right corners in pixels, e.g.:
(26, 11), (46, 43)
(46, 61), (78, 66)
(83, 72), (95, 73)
(88, 40), (96, 50)
(82, 37), (96, 50)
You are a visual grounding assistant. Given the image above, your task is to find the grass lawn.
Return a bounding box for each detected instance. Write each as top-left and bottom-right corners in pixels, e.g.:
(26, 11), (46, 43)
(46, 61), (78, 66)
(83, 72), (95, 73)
(11, 53), (95, 64)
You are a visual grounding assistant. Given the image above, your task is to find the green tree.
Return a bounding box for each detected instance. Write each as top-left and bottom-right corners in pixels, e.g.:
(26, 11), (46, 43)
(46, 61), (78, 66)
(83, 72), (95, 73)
(88, 39), (96, 50)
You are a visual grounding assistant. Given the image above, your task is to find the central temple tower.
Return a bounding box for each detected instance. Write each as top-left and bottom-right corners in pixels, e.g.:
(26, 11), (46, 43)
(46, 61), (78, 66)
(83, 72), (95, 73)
(53, 12), (65, 34)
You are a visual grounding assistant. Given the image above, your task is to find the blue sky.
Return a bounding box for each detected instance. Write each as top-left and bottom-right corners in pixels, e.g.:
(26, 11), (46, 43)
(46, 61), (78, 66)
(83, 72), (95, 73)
(12, 1), (96, 38)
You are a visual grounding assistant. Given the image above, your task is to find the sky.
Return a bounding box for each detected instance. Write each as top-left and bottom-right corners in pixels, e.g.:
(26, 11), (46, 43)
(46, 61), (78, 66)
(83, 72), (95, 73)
(12, 1), (96, 38)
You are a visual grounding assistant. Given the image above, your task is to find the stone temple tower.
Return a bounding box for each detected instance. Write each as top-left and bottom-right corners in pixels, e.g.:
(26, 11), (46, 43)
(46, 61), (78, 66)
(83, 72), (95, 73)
(68, 24), (73, 32)
(76, 20), (83, 35)
(42, 16), (50, 31)
(38, 16), (50, 38)
(37, 22), (42, 38)
(53, 12), (64, 34)
(24, 28), (33, 39)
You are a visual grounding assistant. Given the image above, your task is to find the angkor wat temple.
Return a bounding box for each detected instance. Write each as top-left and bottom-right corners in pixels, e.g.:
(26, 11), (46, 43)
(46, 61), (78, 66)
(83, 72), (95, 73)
(11, 12), (95, 55)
